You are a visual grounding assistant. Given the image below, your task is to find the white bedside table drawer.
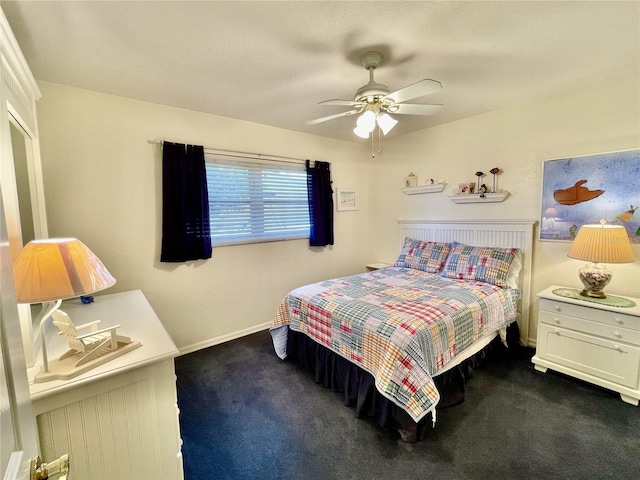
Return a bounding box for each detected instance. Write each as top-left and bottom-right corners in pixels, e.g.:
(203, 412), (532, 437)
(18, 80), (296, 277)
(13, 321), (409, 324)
(539, 311), (640, 345)
(540, 298), (639, 330)
(537, 323), (640, 389)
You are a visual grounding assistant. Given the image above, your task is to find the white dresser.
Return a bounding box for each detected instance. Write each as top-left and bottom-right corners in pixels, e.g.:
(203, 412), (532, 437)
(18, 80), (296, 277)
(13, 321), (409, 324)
(27, 290), (184, 479)
(532, 285), (640, 406)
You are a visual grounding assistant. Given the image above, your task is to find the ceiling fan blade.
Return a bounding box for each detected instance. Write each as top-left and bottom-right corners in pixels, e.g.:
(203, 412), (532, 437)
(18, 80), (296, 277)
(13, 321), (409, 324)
(390, 103), (444, 116)
(319, 99), (364, 107)
(385, 79), (442, 104)
(305, 109), (360, 126)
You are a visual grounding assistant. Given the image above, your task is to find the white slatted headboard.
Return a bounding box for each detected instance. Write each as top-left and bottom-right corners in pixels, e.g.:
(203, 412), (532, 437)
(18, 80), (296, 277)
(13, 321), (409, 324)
(398, 219), (537, 345)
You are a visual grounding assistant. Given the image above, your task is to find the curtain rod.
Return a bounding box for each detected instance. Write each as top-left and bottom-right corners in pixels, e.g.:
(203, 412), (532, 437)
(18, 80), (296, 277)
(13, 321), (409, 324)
(148, 139), (322, 166)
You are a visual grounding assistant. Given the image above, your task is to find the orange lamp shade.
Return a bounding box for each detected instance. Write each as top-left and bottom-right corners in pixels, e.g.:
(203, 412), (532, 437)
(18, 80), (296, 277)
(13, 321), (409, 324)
(567, 224), (635, 264)
(13, 238), (116, 304)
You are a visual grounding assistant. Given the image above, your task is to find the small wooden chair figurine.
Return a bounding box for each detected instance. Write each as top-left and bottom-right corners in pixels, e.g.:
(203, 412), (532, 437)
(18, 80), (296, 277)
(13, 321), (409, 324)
(52, 310), (134, 367)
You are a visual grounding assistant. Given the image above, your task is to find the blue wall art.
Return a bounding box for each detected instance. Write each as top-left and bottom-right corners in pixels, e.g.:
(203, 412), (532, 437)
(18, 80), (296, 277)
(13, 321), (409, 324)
(540, 149), (640, 242)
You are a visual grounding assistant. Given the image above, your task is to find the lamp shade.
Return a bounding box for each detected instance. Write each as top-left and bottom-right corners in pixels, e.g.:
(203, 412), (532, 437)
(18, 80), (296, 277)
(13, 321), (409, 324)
(357, 110), (376, 131)
(13, 238), (116, 303)
(353, 125), (371, 139)
(377, 113), (398, 135)
(567, 224), (635, 264)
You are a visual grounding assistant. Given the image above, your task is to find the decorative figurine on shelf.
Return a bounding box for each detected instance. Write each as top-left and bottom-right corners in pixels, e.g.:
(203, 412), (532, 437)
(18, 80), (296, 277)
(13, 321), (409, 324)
(478, 184), (488, 198)
(490, 167), (502, 192)
(475, 171), (484, 194)
(457, 183), (474, 194)
(406, 172), (418, 187)
(426, 177), (445, 186)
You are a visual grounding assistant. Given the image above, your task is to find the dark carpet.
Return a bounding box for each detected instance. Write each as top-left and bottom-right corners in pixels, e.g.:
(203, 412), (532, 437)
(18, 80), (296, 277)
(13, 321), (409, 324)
(175, 330), (640, 480)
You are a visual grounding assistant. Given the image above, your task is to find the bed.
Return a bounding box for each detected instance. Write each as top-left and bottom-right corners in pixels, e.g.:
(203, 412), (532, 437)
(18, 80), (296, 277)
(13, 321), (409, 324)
(270, 220), (535, 441)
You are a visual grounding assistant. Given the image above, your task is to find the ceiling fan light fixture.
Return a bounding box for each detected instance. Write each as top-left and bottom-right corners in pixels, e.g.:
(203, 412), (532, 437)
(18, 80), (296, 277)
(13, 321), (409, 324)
(377, 113), (398, 135)
(356, 110), (376, 130)
(354, 110), (376, 138)
(353, 125), (371, 139)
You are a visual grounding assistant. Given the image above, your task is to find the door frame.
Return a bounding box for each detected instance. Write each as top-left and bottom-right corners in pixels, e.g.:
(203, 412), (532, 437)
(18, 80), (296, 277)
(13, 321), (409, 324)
(1, 7), (48, 479)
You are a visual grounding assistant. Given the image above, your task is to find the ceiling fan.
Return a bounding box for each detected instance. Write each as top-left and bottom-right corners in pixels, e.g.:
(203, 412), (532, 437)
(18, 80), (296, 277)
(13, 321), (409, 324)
(306, 51), (443, 154)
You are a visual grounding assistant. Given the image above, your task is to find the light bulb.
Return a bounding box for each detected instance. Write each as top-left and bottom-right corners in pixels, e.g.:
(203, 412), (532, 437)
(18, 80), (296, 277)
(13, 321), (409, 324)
(377, 113), (398, 135)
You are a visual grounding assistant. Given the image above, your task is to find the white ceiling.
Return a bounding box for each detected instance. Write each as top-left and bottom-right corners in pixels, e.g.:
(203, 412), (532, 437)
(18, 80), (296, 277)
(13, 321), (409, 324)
(3, 1), (639, 143)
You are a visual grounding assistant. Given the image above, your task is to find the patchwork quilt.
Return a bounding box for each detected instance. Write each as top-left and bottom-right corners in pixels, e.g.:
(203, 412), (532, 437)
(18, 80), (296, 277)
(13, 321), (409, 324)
(271, 267), (519, 422)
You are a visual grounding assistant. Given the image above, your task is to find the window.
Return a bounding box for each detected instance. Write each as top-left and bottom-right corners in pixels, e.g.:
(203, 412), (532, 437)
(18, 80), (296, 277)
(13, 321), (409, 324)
(205, 155), (310, 245)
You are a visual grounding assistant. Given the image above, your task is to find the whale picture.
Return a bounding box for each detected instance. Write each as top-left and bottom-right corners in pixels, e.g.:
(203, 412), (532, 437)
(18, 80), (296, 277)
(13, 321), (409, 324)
(540, 149), (639, 242)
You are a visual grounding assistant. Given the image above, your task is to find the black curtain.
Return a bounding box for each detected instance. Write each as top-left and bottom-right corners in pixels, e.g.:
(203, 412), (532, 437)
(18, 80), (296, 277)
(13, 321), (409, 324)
(161, 141), (213, 262)
(306, 160), (334, 247)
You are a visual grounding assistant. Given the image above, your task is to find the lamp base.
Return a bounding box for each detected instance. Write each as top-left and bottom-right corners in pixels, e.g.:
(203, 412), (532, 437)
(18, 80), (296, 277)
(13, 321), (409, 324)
(579, 288), (607, 299)
(578, 263), (612, 299)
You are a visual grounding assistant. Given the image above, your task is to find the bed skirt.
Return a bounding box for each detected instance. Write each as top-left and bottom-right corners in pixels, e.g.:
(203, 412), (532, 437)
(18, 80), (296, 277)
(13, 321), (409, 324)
(284, 323), (520, 442)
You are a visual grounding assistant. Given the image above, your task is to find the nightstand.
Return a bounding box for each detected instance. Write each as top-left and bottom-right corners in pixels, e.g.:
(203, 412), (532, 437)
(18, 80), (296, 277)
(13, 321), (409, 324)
(28, 290), (184, 479)
(532, 285), (640, 406)
(366, 262), (392, 272)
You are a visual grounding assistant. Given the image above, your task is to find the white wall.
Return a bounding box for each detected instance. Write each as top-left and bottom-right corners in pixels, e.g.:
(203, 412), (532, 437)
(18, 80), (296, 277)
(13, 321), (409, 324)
(367, 70), (640, 344)
(36, 69), (639, 351)
(36, 82), (371, 352)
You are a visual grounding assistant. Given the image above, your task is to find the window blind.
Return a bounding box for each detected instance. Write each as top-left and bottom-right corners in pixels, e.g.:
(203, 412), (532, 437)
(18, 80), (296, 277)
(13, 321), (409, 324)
(205, 155), (310, 245)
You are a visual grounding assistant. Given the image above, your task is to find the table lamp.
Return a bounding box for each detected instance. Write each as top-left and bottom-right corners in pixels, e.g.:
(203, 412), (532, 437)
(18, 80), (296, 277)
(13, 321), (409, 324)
(13, 238), (116, 375)
(567, 221), (635, 298)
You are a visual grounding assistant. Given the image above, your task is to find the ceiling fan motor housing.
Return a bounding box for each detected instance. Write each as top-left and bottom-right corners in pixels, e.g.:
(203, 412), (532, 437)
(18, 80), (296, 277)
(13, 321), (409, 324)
(354, 82), (389, 103)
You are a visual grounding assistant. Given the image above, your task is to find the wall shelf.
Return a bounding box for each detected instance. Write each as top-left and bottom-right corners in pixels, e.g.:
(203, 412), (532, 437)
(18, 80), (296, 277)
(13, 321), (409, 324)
(448, 191), (509, 203)
(402, 183), (446, 195)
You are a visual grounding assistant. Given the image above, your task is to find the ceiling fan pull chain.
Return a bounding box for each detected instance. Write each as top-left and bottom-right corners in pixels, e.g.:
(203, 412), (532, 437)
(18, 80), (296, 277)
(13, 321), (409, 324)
(370, 128), (375, 158)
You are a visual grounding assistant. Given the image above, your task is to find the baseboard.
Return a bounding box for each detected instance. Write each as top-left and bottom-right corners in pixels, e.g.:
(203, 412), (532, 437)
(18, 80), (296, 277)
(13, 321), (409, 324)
(177, 322), (272, 356)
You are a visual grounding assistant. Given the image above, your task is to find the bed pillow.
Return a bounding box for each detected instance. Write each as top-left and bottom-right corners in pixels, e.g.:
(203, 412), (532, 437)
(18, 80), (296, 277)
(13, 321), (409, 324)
(394, 238), (451, 273)
(504, 249), (523, 289)
(441, 242), (520, 288)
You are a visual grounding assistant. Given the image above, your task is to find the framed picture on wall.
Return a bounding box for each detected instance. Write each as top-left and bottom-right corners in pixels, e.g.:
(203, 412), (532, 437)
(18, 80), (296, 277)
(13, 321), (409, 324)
(337, 188), (359, 211)
(539, 149), (640, 242)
